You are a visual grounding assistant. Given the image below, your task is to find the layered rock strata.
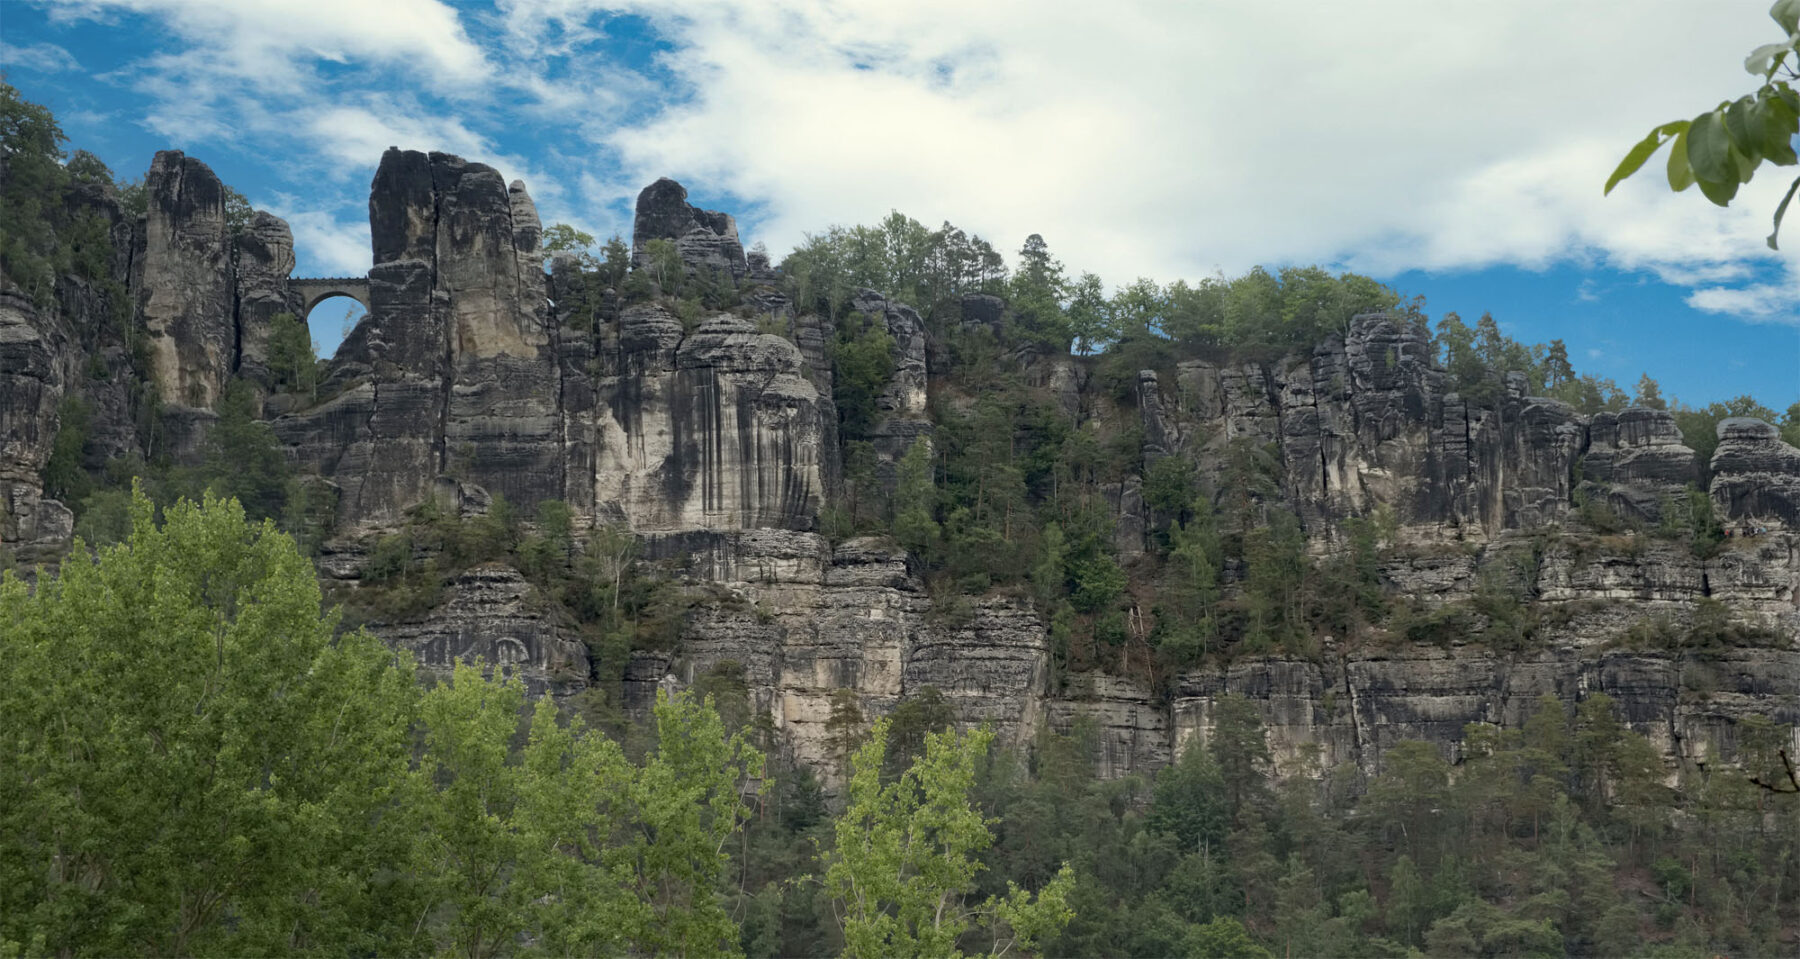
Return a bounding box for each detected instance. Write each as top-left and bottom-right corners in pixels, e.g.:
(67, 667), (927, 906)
(6, 147), (1798, 791)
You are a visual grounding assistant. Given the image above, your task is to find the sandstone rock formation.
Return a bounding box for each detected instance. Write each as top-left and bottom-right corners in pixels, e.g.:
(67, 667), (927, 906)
(139, 150), (235, 411)
(375, 563), (590, 699)
(631, 177), (747, 281)
(1711, 416), (1800, 528)
(6, 146), (1797, 795)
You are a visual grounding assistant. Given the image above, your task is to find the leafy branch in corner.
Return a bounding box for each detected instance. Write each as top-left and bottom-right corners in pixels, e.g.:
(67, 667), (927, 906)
(1606, 0), (1800, 248)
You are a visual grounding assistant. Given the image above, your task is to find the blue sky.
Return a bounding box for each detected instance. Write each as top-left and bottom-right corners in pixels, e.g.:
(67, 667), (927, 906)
(4, 0), (1797, 408)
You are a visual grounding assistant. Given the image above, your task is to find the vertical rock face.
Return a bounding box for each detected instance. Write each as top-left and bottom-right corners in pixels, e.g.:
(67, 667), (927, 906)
(139, 151), (235, 409)
(45, 152), (1798, 794)
(645, 532), (1049, 787)
(590, 313), (823, 532)
(1, 176), (139, 560)
(0, 290), (73, 555)
(1580, 407), (1698, 523)
(1170, 644), (1800, 783)
(631, 177), (747, 281)
(846, 288), (933, 476)
(232, 212), (297, 387)
(1710, 417), (1800, 528)
(280, 149), (562, 522)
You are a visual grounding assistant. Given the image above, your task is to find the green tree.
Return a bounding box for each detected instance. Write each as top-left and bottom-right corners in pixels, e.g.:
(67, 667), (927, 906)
(414, 662), (642, 957)
(1209, 694), (1273, 818)
(826, 720), (1075, 958)
(0, 80), (68, 305)
(600, 234), (631, 286)
(1010, 233), (1071, 347)
(0, 488), (426, 956)
(894, 439), (941, 559)
(1544, 338), (1575, 389)
(200, 380), (294, 523)
(1065, 271), (1114, 354)
(629, 688), (767, 956)
(833, 311), (896, 441)
(543, 222), (596, 255)
(645, 236), (683, 291)
(1159, 502), (1223, 663)
(265, 311), (320, 394)
(1151, 741), (1231, 855)
(1606, 1), (1800, 247)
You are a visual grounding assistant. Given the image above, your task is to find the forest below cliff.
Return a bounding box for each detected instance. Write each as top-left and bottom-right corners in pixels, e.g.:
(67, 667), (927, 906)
(4, 80), (1800, 958)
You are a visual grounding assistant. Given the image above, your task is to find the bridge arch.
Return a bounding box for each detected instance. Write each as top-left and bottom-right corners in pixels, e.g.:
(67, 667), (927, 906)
(290, 276), (372, 316)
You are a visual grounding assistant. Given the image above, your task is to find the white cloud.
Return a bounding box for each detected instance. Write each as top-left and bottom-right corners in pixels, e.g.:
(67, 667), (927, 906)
(266, 205), (372, 276)
(0, 40), (80, 72)
(301, 103), (494, 169)
(520, 0), (1800, 324)
(51, 0), (490, 89)
(1688, 277), (1800, 325)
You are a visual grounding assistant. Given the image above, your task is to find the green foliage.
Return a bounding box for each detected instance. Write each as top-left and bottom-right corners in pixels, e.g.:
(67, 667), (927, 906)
(203, 380), (293, 523)
(1, 487), (777, 957)
(1069, 551), (1127, 614)
(826, 720), (1075, 958)
(1156, 501), (1223, 664)
(831, 311), (896, 441)
(781, 211), (1007, 317)
(40, 394), (93, 505)
(542, 221), (596, 257)
(1237, 509), (1310, 655)
(265, 311), (320, 394)
(644, 236), (683, 291)
(0, 80), (67, 305)
(1606, 2), (1800, 247)
(0, 488), (425, 955)
(893, 438), (941, 558)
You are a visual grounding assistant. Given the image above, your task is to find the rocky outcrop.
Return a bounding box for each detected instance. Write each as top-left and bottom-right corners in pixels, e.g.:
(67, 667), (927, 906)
(277, 149), (560, 524)
(846, 288), (933, 476)
(1173, 643), (1800, 781)
(232, 212), (297, 388)
(15, 143), (1798, 798)
(1581, 407), (1698, 523)
(589, 313), (823, 532)
(0, 173), (140, 561)
(1710, 417), (1800, 528)
(635, 532), (1048, 785)
(139, 150), (235, 411)
(0, 290), (71, 555)
(631, 178), (747, 282)
(375, 563), (589, 698)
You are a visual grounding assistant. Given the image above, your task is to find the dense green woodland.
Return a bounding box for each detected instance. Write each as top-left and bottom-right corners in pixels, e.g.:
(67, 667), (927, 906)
(6, 82), (1800, 957)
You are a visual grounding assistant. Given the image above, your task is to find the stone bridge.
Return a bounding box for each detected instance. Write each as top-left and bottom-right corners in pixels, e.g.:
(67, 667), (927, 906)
(290, 276), (371, 315)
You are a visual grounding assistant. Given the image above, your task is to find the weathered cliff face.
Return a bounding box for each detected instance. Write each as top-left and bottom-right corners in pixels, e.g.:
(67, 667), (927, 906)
(587, 311), (823, 532)
(846, 288), (933, 477)
(0, 289), (74, 557)
(232, 211), (298, 389)
(1162, 315), (1602, 542)
(0, 174), (141, 562)
(623, 531), (1048, 783)
(139, 151), (236, 412)
(1712, 416), (1800, 528)
(372, 563), (590, 699)
(12, 147), (1797, 794)
(1581, 407), (1698, 523)
(277, 149), (560, 523)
